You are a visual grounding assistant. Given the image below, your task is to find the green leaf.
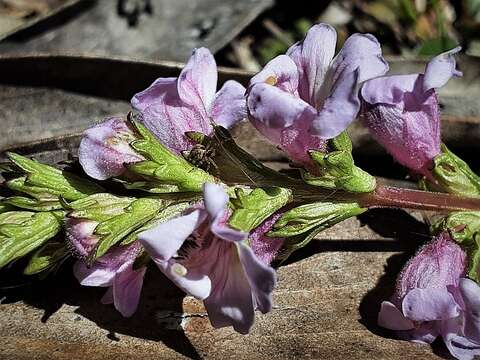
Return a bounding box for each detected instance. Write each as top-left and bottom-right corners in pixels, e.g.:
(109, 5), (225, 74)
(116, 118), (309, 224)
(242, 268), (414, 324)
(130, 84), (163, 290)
(7, 153), (103, 200)
(269, 201), (366, 237)
(229, 187), (292, 232)
(0, 211), (62, 269)
(23, 241), (69, 275)
(120, 202), (191, 245)
(127, 122), (215, 192)
(305, 132), (376, 193)
(67, 193), (135, 222)
(432, 144), (480, 197)
(3, 196), (62, 211)
(418, 37), (458, 56)
(92, 198), (164, 260)
(431, 211), (480, 245)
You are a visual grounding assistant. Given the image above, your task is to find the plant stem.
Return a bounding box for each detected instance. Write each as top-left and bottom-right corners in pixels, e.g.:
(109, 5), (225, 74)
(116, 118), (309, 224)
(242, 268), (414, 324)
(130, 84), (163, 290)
(358, 185), (480, 212)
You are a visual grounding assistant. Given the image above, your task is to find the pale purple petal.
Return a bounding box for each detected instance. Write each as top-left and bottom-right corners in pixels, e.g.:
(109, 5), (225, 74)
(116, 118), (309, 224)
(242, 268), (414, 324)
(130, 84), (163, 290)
(329, 33), (389, 84)
(65, 218), (99, 259)
(248, 83), (317, 134)
(73, 243), (140, 287)
(378, 301), (415, 331)
(204, 245), (255, 334)
(423, 47), (462, 91)
(397, 322), (438, 344)
(211, 217), (247, 242)
(460, 278), (480, 343)
(250, 55), (299, 95)
(73, 260), (114, 287)
(210, 80), (247, 128)
(177, 47), (218, 115)
(442, 317), (480, 360)
(113, 266), (146, 317)
(402, 287), (460, 321)
(138, 210), (205, 261)
(236, 243), (276, 314)
(79, 118), (143, 180)
(249, 213), (285, 265)
(131, 77), (177, 112)
(361, 74), (420, 106)
(140, 101), (208, 154)
(310, 67), (360, 139)
(155, 259), (212, 300)
(203, 183), (229, 220)
(286, 23), (337, 105)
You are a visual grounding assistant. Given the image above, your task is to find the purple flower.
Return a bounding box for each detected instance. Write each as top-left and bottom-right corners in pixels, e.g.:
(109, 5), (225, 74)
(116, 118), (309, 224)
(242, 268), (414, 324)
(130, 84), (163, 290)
(74, 242), (145, 318)
(378, 233), (480, 360)
(79, 117), (144, 180)
(361, 47), (462, 177)
(138, 183), (277, 334)
(246, 23), (388, 170)
(131, 47), (247, 154)
(249, 212), (285, 265)
(65, 218), (100, 259)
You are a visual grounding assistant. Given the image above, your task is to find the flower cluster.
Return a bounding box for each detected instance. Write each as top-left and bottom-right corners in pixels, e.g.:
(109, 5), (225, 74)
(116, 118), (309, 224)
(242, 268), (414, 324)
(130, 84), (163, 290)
(3, 21), (480, 359)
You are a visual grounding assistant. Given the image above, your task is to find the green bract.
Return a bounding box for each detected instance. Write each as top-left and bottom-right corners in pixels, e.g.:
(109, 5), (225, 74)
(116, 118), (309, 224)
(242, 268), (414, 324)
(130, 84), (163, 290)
(304, 132), (376, 193)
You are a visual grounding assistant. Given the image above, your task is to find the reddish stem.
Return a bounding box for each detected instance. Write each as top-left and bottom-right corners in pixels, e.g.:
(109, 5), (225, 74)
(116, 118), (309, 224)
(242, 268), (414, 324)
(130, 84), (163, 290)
(358, 185), (480, 212)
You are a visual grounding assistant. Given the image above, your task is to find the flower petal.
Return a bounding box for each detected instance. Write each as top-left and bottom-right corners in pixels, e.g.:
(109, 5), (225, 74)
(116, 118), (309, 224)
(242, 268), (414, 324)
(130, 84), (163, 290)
(460, 278), (480, 344)
(65, 218), (99, 259)
(211, 217), (247, 242)
(210, 80), (247, 128)
(177, 47), (218, 115)
(204, 245), (255, 334)
(131, 77), (177, 112)
(423, 47), (462, 91)
(361, 74), (420, 106)
(203, 183), (229, 220)
(237, 243), (276, 314)
(101, 287), (114, 304)
(402, 287), (460, 322)
(247, 83), (317, 133)
(140, 100), (208, 154)
(286, 23), (337, 105)
(138, 210), (205, 262)
(249, 213), (285, 265)
(113, 266), (146, 317)
(155, 259), (212, 300)
(310, 67), (360, 139)
(73, 259), (114, 287)
(78, 118), (143, 180)
(442, 316), (480, 360)
(377, 301), (415, 331)
(250, 55), (299, 95)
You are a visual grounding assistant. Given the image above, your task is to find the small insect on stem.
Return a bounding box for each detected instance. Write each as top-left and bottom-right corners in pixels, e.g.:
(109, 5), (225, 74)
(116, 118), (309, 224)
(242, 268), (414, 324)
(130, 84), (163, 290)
(183, 142), (219, 176)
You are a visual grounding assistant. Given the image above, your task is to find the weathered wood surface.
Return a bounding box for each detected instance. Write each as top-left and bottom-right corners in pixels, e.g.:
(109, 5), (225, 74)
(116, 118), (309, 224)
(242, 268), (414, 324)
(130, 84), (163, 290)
(0, 0), (273, 61)
(0, 212), (448, 360)
(0, 54), (479, 165)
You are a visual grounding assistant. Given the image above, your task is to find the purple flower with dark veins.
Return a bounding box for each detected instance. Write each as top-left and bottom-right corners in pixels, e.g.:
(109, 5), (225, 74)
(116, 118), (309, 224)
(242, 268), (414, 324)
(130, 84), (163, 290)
(79, 117), (143, 180)
(138, 183), (277, 334)
(360, 47), (462, 177)
(378, 233), (480, 360)
(131, 47), (247, 154)
(246, 23), (388, 171)
(73, 242), (145, 318)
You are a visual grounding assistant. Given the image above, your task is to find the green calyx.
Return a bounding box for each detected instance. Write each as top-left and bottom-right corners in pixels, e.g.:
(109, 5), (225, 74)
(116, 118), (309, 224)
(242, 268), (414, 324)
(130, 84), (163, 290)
(23, 241), (69, 275)
(432, 144), (480, 197)
(304, 132), (376, 193)
(127, 121), (215, 192)
(6, 153), (103, 201)
(269, 201), (366, 262)
(229, 187), (292, 232)
(0, 211), (62, 270)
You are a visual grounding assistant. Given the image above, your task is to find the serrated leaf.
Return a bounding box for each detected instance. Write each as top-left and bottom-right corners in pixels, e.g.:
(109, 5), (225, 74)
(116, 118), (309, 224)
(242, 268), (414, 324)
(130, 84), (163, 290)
(92, 198), (164, 260)
(23, 241), (69, 275)
(229, 187), (291, 232)
(67, 193), (135, 221)
(7, 152), (103, 200)
(0, 211), (62, 269)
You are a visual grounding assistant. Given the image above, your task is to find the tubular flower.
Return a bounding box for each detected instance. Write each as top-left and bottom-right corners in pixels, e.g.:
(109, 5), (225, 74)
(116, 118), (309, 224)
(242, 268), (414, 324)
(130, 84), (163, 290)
(73, 242), (146, 318)
(360, 47), (462, 177)
(78, 117), (144, 180)
(131, 47), (247, 154)
(246, 23), (388, 170)
(378, 233), (480, 360)
(138, 183), (277, 334)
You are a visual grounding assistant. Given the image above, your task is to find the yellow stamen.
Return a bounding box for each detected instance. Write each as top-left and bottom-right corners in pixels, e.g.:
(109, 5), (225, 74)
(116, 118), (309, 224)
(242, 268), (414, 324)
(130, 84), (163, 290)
(265, 75), (277, 86)
(172, 263), (188, 277)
